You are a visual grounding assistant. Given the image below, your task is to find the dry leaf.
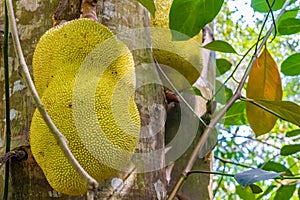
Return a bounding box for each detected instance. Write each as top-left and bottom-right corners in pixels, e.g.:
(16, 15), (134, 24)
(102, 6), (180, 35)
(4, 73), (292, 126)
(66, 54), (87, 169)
(246, 48), (282, 136)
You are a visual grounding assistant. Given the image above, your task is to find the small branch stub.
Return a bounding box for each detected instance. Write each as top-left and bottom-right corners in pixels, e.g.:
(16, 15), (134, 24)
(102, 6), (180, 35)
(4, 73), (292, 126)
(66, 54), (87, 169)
(0, 149), (27, 169)
(80, 0), (98, 21)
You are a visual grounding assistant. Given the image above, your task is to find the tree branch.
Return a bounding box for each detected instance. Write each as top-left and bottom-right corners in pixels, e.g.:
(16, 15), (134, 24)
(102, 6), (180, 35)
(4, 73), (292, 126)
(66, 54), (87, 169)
(0, 150), (27, 169)
(5, 0), (98, 196)
(3, 1), (10, 199)
(52, 0), (69, 26)
(214, 156), (255, 169)
(167, 1), (292, 198)
(80, 0), (98, 21)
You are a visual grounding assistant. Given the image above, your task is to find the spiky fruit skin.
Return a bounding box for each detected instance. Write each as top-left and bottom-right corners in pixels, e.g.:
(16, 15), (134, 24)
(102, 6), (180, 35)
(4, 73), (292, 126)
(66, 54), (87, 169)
(151, 0), (202, 89)
(30, 19), (140, 196)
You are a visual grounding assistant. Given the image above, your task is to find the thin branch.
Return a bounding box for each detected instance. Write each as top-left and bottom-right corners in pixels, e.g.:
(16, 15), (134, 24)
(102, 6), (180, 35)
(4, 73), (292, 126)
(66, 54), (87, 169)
(156, 64), (208, 127)
(52, 0), (69, 26)
(5, 0), (98, 195)
(213, 164), (226, 198)
(187, 170), (235, 177)
(167, 1), (292, 199)
(215, 156), (255, 169)
(187, 170), (300, 180)
(254, 11), (270, 54)
(236, 135), (281, 150)
(0, 150), (27, 169)
(80, 0), (98, 21)
(213, 37), (264, 100)
(266, 0), (277, 42)
(3, 1), (10, 199)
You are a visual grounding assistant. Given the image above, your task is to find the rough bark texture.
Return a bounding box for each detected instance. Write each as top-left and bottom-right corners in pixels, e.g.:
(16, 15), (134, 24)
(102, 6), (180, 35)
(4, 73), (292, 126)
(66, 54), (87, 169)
(0, 0), (84, 199)
(1, 0), (166, 199)
(95, 1), (167, 199)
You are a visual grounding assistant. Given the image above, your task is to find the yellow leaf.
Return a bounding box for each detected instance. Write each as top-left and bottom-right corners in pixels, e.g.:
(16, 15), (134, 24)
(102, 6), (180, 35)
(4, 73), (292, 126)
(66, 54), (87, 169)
(246, 48), (282, 136)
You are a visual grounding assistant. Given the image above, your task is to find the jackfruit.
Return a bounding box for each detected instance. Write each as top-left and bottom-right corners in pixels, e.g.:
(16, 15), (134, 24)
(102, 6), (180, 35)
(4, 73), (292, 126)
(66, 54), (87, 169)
(30, 18), (140, 195)
(151, 0), (202, 90)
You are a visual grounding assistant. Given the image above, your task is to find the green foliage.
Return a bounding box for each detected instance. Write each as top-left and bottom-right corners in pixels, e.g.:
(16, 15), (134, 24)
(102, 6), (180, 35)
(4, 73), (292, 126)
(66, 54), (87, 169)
(274, 184), (297, 200)
(249, 184), (263, 194)
(256, 185), (276, 199)
(280, 144), (300, 156)
(247, 99), (300, 127)
(215, 80), (233, 104)
(281, 53), (300, 76)
(137, 0), (156, 17)
(259, 161), (293, 175)
(203, 40), (237, 54)
(236, 185), (256, 200)
(216, 58), (232, 76)
(224, 101), (247, 125)
(169, 0), (224, 40)
(251, 0), (290, 13)
(286, 129), (300, 137)
(278, 18), (300, 35)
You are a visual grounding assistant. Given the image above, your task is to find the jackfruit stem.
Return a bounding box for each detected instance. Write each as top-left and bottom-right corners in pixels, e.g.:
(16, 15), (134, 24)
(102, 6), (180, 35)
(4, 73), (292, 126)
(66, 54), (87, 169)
(80, 0), (98, 21)
(6, 0), (99, 195)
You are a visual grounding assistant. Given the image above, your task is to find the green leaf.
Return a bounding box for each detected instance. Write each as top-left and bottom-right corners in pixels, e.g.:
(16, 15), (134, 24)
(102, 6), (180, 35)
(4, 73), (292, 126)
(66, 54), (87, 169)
(183, 86), (205, 99)
(281, 53), (300, 76)
(251, 0), (291, 13)
(236, 185), (255, 200)
(203, 40), (237, 54)
(224, 101), (247, 125)
(278, 18), (300, 35)
(275, 9), (299, 36)
(169, 0), (224, 40)
(249, 184), (263, 194)
(280, 144), (300, 156)
(259, 161), (293, 176)
(274, 184), (296, 200)
(286, 129), (300, 137)
(298, 187), (300, 199)
(215, 80), (233, 104)
(216, 58), (232, 76)
(248, 99), (300, 127)
(137, 0), (156, 17)
(256, 185), (276, 200)
(234, 169), (281, 187)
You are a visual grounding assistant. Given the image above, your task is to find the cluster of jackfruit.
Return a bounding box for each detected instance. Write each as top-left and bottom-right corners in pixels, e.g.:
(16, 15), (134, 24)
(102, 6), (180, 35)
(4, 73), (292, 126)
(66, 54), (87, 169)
(30, 0), (203, 196)
(30, 18), (140, 195)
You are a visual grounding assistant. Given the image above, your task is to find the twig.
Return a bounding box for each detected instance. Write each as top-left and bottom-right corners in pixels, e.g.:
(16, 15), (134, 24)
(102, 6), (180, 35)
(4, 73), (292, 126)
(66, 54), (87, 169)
(214, 156), (255, 169)
(0, 150), (27, 169)
(213, 37), (264, 100)
(156, 64), (208, 127)
(266, 0), (277, 42)
(167, 1), (291, 199)
(80, 0), (98, 21)
(5, 0), (98, 195)
(52, 0), (69, 26)
(187, 170), (235, 177)
(3, 1), (10, 199)
(234, 135), (281, 150)
(213, 164), (226, 198)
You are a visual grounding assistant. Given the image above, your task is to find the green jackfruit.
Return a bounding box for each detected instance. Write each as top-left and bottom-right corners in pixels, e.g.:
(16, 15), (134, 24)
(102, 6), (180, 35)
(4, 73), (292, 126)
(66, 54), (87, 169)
(30, 18), (140, 196)
(151, 0), (203, 90)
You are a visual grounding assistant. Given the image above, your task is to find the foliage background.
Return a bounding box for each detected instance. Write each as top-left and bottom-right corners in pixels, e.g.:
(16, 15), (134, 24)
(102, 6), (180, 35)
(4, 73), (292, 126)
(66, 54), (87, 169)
(212, 0), (300, 199)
